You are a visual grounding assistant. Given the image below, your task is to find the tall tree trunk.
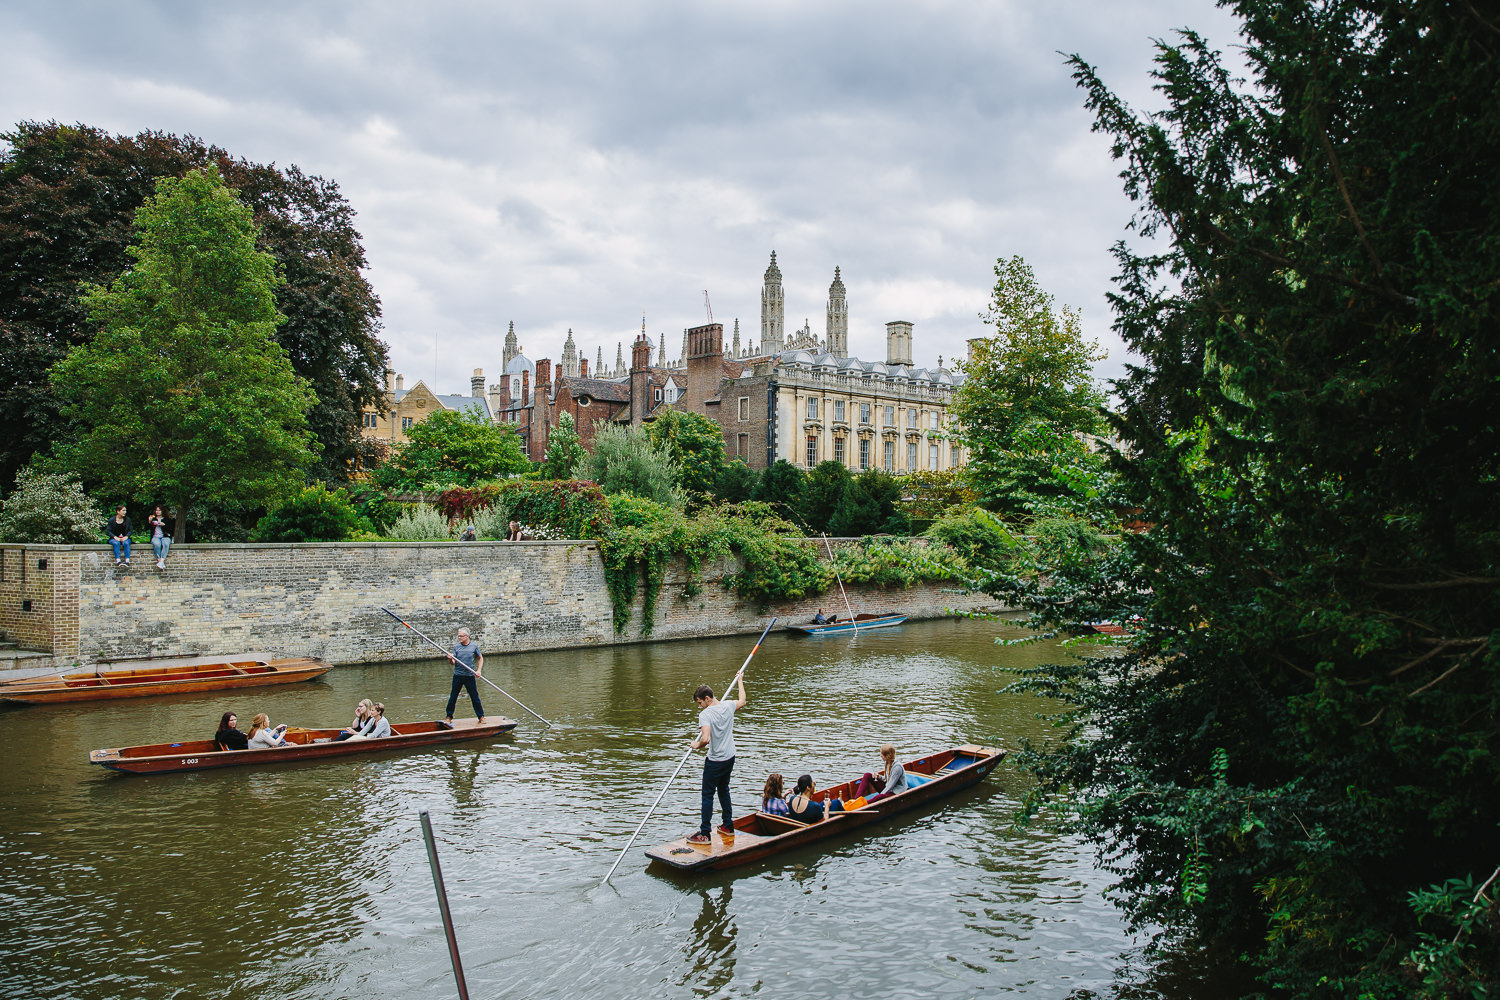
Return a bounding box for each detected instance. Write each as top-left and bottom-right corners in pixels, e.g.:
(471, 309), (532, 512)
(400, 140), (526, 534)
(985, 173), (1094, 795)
(174, 501), (189, 544)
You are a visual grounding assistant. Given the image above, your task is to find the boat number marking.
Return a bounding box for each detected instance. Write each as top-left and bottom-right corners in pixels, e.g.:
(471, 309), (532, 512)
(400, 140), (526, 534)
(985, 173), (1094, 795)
(181, 758), (198, 764)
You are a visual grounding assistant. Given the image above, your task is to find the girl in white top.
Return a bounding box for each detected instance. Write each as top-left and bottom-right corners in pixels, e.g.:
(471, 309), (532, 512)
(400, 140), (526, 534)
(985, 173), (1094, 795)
(246, 712), (291, 748)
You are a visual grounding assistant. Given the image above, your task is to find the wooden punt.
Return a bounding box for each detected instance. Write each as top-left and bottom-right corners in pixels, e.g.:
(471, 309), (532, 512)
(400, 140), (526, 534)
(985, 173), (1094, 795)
(88, 717), (518, 774)
(787, 612), (908, 636)
(0, 656), (332, 704)
(645, 744), (1005, 872)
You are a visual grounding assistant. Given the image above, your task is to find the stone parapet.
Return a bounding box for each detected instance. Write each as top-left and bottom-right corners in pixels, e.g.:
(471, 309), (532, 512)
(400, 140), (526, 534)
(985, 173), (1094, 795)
(0, 541), (1004, 675)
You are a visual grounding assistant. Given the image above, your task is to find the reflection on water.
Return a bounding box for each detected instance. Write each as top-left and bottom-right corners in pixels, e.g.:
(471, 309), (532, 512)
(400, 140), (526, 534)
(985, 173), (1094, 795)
(0, 617), (1240, 999)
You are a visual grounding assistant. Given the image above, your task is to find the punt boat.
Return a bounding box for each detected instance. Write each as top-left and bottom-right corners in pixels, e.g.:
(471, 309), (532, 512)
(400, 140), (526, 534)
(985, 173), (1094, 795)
(0, 655), (332, 705)
(88, 717), (518, 774)
(787, 612), (908, 636)
(645, 744), (1005, 872)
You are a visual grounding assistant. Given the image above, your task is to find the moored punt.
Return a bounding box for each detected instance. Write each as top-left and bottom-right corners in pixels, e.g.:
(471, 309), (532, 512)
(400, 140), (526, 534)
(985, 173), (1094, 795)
(0, 656), (332, 705)
(88, 717), (518, 774)
(787, 612), (908, 636)
(645, 744), (1005, 872)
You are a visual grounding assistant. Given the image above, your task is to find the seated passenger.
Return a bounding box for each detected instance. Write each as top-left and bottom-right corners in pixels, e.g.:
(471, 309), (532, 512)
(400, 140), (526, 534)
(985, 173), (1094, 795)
(855, 744), (908, 800)
(246, 713), (291, 748)
(787, 774), (829, 823)
(350, 702), (391, 739)
(762, 772), (790, 816)
(214, 711), (248, 751)
(335, 699), (374, 741)
(812, 609), (829, 625)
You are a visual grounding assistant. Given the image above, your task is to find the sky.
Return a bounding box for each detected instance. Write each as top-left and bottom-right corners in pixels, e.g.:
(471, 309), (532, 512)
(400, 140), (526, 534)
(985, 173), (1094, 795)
(0, 1), (1246, 395)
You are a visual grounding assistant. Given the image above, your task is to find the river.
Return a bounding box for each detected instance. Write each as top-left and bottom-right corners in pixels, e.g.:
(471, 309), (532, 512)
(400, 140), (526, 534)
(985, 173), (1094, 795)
(0, 616), (1237, 999)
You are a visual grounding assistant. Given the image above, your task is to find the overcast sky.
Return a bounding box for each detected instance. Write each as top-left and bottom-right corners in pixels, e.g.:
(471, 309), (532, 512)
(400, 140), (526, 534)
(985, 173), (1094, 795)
(1, 1), (1245, 394)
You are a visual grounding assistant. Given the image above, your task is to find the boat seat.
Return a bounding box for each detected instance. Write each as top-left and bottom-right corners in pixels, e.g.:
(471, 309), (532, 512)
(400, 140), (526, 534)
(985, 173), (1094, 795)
(756, 812), (808, 829)
(935, 754), (983, 774)
(904, 773), (931, 787)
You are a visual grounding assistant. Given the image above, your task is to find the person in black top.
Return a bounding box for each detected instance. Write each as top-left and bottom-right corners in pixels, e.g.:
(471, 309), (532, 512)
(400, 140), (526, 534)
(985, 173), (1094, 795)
(214, 711), (249, 751)
(787, 774), (827, 823)
(105, 506), (132, 567)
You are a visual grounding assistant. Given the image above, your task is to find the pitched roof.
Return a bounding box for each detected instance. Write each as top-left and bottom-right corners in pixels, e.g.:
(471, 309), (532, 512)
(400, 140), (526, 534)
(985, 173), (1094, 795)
(557, 376), (630, 403)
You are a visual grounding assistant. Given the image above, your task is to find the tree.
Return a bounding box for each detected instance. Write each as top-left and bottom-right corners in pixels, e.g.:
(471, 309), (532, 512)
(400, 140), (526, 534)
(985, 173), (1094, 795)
(375, 408), (528, 491)
(798, 460), (852, 534)
(754, 460), (805, 521)
(577, 424), (681, 506)
(828, 469), (904, 537)
(541, 412), (587, 480)
(0, 467), (104, 543)
(953, 254), (1107, 515)
(714, 460), (758, 503)
(51, 167), (317, 541)
(644, 407), (726, 508)
(1010, 5), (1500, 996)
(0, 122), (387, 489)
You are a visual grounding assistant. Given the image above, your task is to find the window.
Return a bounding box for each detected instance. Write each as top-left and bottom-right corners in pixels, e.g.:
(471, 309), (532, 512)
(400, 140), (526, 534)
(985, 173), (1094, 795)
(952, 444), (962, 466)
(807, 397), (819, 419)
(738, 433), (748, 458)
(806, 435), (818, 465)
(401, 417), (414, 430)
(907, 441), (918, 470)
(362, 412), (378, 428)
(859, 438), (870, 470)
(929, 443), (939, 468)
(834, 437), (845, 464)
(884, 405), (894, 427)
(738, 397), (748, 421)
(834, 400), (845, 422)
(655, 388), (662, 401)
(577, 396), (592, 407)
(883, 440), (895, 471)
(907, 409), (917, 428)
(929, 411), (939, 430)
(860, 403), (871, 425)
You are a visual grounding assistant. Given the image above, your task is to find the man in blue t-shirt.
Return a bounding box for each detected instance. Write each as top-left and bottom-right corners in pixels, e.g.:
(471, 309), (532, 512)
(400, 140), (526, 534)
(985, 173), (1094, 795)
(687, 674), (747, 845)
(444, 628), (485, 725)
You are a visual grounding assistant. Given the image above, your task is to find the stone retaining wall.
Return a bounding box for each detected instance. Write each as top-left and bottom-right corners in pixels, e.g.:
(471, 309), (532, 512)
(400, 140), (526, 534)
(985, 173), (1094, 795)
(0, 541), (1002, 673)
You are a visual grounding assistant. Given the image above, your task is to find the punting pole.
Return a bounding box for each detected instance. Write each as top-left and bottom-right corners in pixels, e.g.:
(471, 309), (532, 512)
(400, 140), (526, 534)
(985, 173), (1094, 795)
(381, 607), (555, 728)
(821, 533), (859, 633)
(420, 809), (470, 1000)
(601, 616), (778, 886)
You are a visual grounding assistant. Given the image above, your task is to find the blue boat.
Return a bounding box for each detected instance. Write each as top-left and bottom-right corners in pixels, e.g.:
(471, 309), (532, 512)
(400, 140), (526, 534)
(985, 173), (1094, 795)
(788, 612), (908, 635)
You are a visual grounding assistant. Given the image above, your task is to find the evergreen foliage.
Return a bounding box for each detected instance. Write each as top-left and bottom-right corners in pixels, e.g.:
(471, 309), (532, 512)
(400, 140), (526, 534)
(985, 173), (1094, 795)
(540, 412), (587, 480)
(828, 469), (905, 537)
(1005, 5), (1500, 995)
(50, 166), (317, 542)
(253, 484), (367, 542)
(577, 424), (682, 507)
(0, 467), (104, 543)
(714, 459), (758, 503)
(754, 459), (805, 520)
(382, 505), (451, 541)
(644, 407), (725, 507)
(798, 460), (852, 535)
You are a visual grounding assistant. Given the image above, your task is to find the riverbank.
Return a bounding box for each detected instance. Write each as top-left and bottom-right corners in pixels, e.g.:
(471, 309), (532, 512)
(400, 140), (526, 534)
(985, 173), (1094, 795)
(0, 540), (1004, 675)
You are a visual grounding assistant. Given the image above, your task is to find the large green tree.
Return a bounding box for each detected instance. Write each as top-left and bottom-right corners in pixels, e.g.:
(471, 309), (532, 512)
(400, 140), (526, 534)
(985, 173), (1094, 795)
(374, 408), (528, 491)
(0, 121), (387, 487)
(540, 412), (587, 480)
(953, 254), (1107, 515)
(644, 406), (726, 508)
(577, 423), (681, 507)
(1010, 4), (1500, 997)
(51, 167), (317, 540)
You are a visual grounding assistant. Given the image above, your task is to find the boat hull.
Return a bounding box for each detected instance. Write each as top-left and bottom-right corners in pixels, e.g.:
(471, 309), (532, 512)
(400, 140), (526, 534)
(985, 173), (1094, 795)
(787, 614), (908, 636)
(0, 657), (332, 704)
(645, 744), (1004, 871)
(88, 717), (516, 774)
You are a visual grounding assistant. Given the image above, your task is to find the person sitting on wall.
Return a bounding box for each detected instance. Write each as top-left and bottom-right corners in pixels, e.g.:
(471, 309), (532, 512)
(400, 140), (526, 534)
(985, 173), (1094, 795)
(459, 524), (477, 541)
(348, 702), (391, 739)
(505, 520), (523, 541)
(214, 711), (249, 751)
(246, 713), (293, 748)
(105, 505), (132, 567)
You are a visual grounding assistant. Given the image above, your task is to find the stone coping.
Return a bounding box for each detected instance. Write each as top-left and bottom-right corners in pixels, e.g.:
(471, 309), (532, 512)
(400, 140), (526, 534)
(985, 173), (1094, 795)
(0, 536), (890, 551)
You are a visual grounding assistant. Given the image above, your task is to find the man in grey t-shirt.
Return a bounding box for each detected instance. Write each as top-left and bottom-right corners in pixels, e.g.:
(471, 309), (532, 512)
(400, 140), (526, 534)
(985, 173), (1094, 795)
(444, 628), (485, 724)
(686, 674), (747, 845)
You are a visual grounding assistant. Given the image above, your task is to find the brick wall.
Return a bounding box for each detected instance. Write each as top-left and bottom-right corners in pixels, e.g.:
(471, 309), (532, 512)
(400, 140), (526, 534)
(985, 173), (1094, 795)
(0, 541), (1002, 672)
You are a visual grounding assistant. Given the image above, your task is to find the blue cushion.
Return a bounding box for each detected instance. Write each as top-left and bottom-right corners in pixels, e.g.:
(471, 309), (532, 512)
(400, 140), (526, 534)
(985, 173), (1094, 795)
(905, 773), (931, 787)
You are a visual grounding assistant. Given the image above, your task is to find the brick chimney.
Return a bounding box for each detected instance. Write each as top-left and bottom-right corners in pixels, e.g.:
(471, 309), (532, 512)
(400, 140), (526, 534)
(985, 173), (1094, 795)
(536, 358), (553, 398)
(579, 357), (589, 379)
(521, 369), (530, 404)
(684, 322), (724, 413)
(471, 368), (485, 397)
(630, 334), (651, 426)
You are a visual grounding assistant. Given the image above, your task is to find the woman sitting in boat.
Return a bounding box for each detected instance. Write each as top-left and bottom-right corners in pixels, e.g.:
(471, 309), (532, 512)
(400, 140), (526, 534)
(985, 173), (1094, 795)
(762, 773), (790, 816)
(854, 744), (908, 801)
(348, 702), (391, 740)
(788, 774), (839, 823)
(214, 712), (248, 751)
(246, 713), (292, 749)
(335, 699), (374, 741)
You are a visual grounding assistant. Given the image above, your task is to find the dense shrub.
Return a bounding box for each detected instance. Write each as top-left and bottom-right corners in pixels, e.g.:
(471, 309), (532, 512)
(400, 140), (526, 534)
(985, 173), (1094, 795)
(254, 484), (368, 542)
(0, 468), (104, 543)
(493, 479), (612, 539)
(923, 508), (1022, 576)
(383, 505), (451, 541)
(826, 537), (968, 589)
(576, 424), (681, 506)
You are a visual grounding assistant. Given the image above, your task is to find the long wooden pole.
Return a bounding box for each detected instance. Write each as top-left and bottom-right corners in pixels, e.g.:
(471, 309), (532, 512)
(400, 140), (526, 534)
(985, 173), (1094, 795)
(602, 616), (778, 885)
(821, 534), (859, 633)
(420, 809), (470, 1000)
(381, 607), (555, 728)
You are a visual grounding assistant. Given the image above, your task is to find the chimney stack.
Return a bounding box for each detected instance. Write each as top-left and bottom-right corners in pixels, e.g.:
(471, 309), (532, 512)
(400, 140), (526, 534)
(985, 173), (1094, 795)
(471, 368), (485, 397)
(384, 368), (394, 392)
(580, 358), (589, 379)
(521, 369), (530, 404)
(536, 359), (553, 396)
(396, 374), (405, 391)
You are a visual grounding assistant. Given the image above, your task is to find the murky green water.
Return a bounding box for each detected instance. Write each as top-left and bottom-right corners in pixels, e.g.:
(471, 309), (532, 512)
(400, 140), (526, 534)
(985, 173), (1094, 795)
(0, 617), (1232, 999)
